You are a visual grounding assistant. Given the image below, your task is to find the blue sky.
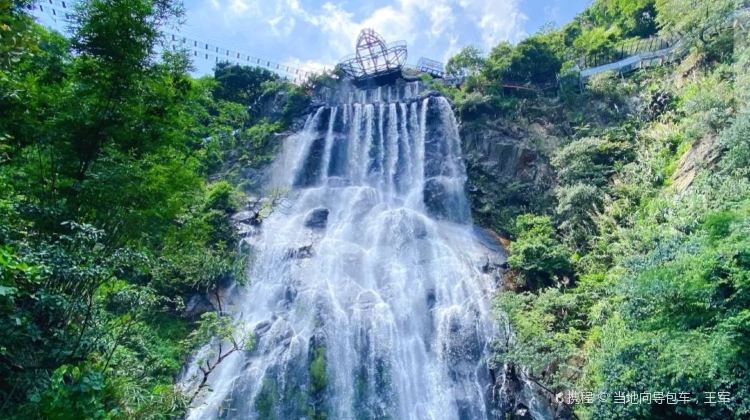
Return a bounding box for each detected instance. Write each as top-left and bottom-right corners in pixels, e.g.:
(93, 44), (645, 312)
(35, 0), (593, 75)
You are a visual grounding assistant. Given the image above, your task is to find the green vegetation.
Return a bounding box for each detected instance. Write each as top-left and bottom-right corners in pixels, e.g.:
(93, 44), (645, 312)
(308, 344), (329, 420)
(0, 0), (309, 417)
(2, 0), (748, 417)
(507, 215), (573, 290)
(185, 312), (253, 404)
(442, 0), (750, 417)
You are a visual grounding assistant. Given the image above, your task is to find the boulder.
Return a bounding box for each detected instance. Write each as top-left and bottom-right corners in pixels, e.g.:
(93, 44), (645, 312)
(285, 244), (314, 259)
(237, 223), (259, 238)
(246, 195), (261, 210)
(232, 210), (257, 224)
(254, 320), (273, 336)
(304, 207), (329, 229)
(183, 294), (215, 318)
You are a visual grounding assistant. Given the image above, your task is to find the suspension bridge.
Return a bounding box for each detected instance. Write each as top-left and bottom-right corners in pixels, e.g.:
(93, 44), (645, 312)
(30, 0), (447, 86)
(31, 0), (328, 84)
(30, 1), (750, 91)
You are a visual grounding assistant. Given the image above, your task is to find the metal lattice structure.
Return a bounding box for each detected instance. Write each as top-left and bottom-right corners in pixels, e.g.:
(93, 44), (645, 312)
(415, 57), (445, 78)
(338, 29), (407, 80)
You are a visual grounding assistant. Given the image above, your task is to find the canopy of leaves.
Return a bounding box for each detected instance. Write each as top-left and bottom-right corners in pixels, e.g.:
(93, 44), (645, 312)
(507, 214), (574, 290)
(496, 12), (750, 419)
(213, 62), (278, 105)
(445, 45), (485, 77)
(0, 0), (309, 416)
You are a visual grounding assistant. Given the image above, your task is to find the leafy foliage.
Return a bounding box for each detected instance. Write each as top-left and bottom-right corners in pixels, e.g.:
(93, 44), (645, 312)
(0, 0), (309, 417)
(493, 3), (750, 419)
(507, 215), (573, 289)
(655, 0), (740, 48)
(213, 62), (278, 105)
(445, 46), (485, 77)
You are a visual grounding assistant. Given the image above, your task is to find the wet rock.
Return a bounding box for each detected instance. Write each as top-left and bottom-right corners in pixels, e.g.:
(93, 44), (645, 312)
(423, 177), (471, 223)
(246, 195), (261, 210)
(293, 135), (328, 187)
(481, 253), (508, 275)
(254, 320), (273, 336)
(304, 207), (329, 229)
(355, 290), (379, 310)
(232, 210), (257, 224)
(182, 294), (215, 318)
(426, 289), (436, 309)
(284, 285), (297, 303)
(285, 244), (314, 259)
(325, 176), (350, 188)
(237, 223), (259, 238)
(491, 363), (569, 420)
(514, 404), (531, 417)
(273, 324), (295, 346)
(472, 226), (505, 254)
(239, 237), (255, 254)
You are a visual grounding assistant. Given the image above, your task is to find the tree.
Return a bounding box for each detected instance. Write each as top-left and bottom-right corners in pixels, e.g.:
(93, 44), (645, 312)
(67, 0), (186, 181)
(445, 46), (485, 77)
(655, 0), (740, 46)
(480, 35), (563, 86)
(507, 35), (563, 84)
(572, 26), (621, 57)
(213, 62), (278, 106)
(555, 183), (601, 249)
(507, 214), (574, 289)
(496, 287), (585, 391)
(184, 312), (253, 404)
(0, 0), (37, 70)
(586, 0), (658, 38)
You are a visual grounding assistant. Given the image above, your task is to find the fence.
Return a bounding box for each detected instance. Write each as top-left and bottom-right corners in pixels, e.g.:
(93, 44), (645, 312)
(30, 0), (325, 84)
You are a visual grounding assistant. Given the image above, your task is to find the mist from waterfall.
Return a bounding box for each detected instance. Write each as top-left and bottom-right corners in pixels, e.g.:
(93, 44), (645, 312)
(184, 82), (508, 420)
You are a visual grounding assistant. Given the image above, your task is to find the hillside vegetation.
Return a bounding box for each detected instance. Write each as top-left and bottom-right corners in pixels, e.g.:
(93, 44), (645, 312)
(1, 0), (748, 418)
(1, 0), (309, 417)
(439, 0), (749, 418)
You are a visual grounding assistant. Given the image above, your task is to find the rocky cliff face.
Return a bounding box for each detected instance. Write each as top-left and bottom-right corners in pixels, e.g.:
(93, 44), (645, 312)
(460, 116), (559, 236)
(459, 111), (575, 419)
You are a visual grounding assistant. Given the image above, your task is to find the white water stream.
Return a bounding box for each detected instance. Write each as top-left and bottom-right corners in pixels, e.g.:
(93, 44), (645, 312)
(185, 83), (511, 419)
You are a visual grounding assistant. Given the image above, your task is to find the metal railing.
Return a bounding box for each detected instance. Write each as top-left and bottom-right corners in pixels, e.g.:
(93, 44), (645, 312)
(29, 0), (325, 84)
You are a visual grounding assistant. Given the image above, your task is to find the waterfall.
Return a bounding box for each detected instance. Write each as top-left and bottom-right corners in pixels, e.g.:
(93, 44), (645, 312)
(185, 84), (508, 420)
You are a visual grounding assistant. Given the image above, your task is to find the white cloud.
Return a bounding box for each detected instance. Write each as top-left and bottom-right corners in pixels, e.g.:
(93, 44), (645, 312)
(228, 0), (249, 14)
(361, 5), (414, 43)
(429, 4), (455, 39)
(460, 0), (528, 47)
(188, 0), (527, 70)
(283, 57), (331, 73)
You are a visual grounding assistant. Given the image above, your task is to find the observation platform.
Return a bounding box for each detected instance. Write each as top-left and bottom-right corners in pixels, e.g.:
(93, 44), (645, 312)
(338, 29), (445, 87)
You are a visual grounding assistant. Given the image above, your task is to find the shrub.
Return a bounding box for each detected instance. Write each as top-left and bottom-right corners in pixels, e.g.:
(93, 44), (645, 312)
(553, 137), (633, 187)
(555, 183), (602, 249)
(508, 214), (574, 289)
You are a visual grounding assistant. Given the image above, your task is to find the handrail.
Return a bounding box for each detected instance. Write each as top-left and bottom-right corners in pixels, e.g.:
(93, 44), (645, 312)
(580, 6), (750, 80)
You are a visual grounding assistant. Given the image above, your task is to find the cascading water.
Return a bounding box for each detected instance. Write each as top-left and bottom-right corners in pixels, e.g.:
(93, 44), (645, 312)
(184, 82), (515, 419)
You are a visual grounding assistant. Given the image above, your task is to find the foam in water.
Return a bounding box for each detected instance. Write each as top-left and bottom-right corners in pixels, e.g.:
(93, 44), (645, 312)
(184, 83), (505, 419)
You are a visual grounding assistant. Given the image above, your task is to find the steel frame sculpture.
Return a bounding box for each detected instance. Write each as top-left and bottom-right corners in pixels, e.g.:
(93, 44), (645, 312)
(338, 29), (407, 80)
